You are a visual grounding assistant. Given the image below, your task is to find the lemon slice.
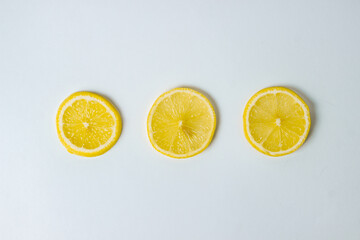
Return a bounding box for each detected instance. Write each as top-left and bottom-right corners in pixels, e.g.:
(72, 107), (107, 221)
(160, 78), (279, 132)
(243, 87), (311, 157)
(56, 92), (122, 157)
(147, 88), (216, 158)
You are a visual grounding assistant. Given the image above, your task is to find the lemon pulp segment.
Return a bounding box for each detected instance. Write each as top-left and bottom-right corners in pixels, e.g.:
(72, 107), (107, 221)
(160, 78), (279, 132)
(147, 88), (216, 158)
(244, 87), (310, 156)
(56, 92), (121, 157)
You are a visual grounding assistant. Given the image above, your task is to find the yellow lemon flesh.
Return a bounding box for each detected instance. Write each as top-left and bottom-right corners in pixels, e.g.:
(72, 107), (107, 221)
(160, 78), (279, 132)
(243, 87), (311, 157)
(147, 88), (216, 158)
(56, 92), (121, 157)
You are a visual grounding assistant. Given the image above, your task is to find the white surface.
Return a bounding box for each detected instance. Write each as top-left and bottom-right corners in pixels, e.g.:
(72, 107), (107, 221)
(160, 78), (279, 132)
(1, 0), (360, 239)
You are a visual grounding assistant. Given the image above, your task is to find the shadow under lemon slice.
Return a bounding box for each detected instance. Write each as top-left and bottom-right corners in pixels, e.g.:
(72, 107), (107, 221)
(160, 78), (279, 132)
(56, 91), (122, 157)
(147, 88), (216, 158)
(243, 87), (311, 157)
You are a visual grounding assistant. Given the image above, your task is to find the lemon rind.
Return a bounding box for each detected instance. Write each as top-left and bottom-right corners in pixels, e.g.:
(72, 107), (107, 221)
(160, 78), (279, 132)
(243, 87), (311, 157)
(147, 88), (216, 159)
(56, 92), (122, 157)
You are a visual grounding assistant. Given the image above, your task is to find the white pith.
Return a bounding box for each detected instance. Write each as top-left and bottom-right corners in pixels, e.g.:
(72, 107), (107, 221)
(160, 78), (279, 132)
(58, 95), (117, 153)
(245, 89), (310, 156)
(148, 89), (216, 158)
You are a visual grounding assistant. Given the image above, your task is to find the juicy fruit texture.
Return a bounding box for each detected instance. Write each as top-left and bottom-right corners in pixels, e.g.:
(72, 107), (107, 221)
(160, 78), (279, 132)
(147, 88), (216, 158)
(56, 92), (121, 157)
(243, 87), (311, 157)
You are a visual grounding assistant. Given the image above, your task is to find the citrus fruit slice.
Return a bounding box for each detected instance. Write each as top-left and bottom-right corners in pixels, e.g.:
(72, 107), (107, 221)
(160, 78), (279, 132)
(56, 92), (122, 157)
(243, 87), (311, 157)
(147, 88), (216, 158)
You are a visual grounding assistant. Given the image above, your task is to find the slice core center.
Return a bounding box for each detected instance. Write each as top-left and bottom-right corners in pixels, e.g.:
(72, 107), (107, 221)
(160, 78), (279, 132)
(275, 118), (281, 126)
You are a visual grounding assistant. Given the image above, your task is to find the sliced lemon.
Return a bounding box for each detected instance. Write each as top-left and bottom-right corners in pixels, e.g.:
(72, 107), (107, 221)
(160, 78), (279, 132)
(243, 87), (311, 157)
(147, 88), (216, 158)
(56, 92), (121, 157)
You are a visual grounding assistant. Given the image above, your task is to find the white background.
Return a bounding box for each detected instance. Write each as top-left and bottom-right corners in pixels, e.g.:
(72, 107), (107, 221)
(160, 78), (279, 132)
(1, 0), (360, 239)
